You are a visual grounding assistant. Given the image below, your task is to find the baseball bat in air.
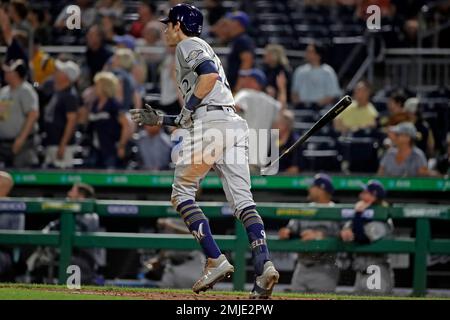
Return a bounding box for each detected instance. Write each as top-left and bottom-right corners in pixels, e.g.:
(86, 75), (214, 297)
(261, 95), (353, 175)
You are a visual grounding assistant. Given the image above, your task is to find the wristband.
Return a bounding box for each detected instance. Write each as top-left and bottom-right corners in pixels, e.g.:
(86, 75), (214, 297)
(185, 94), (202, 111)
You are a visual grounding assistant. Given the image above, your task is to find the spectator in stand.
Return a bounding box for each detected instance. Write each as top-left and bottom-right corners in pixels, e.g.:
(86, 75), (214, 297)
(85, 24), (113, 83)
(54, 0), (96, 31)
(99, 10), (125, 46)
(0, 60), (39, 168)
(87, 71), (131, 169)
(334, 80), (378, 134)
(132, 58), (148, 98)
(137, 122), (172, 171)
(403, 97), (435, 158)
(234, 69), (283, 169)
(209, 16), (229, 45)
(279, 174), (339, 293)
(0, 8), (29, 73)
(435, 133), (450, 176)
(262, 44), (291, 102)
(378, 122), (431, 177)
(107, 48), (142, 111)
(158, 46), (182, 115)
(340, 180), (395, 295)
(272, 109), (301, 174)
(30, 35), (56, 86)
(0, 171), (25, 281)
(223, 11), (255, 92)
(137, 21), (165, 86)
(113, 34), (137, 51)
(291, 42), (341, 109)
(235, 69), (283, 129)
(42, 60), (80, 169)
(8, 0), (32, 44)
(205, 0), (227, 27)
(382, 90), (412, 127)
(129, 1), (157, 38)
(28, 6), (52, 46)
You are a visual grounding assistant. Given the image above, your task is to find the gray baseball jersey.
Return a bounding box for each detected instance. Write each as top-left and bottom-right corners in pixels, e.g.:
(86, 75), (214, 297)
(175, 37), (234, 107)
(171, 37), (255, 214)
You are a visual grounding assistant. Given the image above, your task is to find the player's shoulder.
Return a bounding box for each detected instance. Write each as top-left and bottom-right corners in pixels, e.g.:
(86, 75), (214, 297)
(178, 37), (208, 51)
(411, 146), (426, 159)
(321, 63), (337, 74)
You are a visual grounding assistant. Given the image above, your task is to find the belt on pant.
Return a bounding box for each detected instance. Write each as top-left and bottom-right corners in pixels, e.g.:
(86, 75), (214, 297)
(195, 105), (236, 112)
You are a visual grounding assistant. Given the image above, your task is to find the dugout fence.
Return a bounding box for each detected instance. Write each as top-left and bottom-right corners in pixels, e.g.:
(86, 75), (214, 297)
(1, 199), (449, 296)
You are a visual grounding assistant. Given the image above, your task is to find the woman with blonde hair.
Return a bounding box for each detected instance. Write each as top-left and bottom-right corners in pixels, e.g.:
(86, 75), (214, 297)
(262, 44), (291, 102)
(87, 71), (131, 168)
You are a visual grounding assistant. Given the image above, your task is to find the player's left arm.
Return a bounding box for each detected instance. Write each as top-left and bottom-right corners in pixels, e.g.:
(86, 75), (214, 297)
(191, 62), (220, 102)
(175, 60), (220, 128)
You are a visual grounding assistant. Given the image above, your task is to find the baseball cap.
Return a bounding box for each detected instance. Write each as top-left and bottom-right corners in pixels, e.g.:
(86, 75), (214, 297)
(362, 180), (386, 199)
(113, 34), (136, 50)
(311, 173), (334, 195)
(389, 122), (417, 138)
(225, 11), (250, 30)
(239, 68), (267, 88)
(404, 97), (419, 114)
(74, 183), (95, 199)
(2, 59), (28, 79)
(55, 60), (81, 83)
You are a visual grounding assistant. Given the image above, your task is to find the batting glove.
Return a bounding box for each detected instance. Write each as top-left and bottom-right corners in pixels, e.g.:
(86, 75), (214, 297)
(174, 106), (193, 129)
(130, 104), (163, 126)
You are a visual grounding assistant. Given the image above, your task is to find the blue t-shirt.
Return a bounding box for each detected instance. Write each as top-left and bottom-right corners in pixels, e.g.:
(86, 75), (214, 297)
(112, 68), (136, 111)
(226, 33), (255, 90)
(89, 98), (122, 157)
(43, 86), (80, 146)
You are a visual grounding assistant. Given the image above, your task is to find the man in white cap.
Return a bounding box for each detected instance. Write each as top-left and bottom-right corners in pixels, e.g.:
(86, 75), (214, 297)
(42, 60), (81, 168)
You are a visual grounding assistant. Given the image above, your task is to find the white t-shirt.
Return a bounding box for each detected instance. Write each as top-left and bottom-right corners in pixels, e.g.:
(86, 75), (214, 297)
(234, 89), (281, 130)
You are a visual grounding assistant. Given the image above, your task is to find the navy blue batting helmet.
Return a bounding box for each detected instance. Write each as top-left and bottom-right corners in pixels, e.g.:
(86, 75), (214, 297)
(160, 4), (203, 36)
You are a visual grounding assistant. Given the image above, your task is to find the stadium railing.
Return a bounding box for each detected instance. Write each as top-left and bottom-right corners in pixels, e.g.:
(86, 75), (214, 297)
(1, 199), (449, 296)
(9, 170), (450, 192)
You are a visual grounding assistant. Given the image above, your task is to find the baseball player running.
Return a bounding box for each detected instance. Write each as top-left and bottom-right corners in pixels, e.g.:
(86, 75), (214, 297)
(130, 4), (279, 298)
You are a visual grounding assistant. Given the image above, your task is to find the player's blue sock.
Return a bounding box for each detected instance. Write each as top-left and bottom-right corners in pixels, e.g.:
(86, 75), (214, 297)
(177, 200), (221, 259)
(237, 205), (270, 276)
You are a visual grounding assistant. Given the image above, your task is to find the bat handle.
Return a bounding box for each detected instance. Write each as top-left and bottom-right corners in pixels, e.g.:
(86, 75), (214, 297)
(162, 115), (177, 126)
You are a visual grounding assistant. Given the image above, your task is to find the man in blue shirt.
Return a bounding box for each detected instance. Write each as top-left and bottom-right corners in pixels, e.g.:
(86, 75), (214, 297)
(291, 43), (341, 109)
(223, 11), (255, 92)
(42, 60), (81, 169)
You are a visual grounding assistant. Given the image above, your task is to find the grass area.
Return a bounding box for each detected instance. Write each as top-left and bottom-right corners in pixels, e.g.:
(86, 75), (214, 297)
(0, 283), (448, 300)
(0, 287), (139, 300)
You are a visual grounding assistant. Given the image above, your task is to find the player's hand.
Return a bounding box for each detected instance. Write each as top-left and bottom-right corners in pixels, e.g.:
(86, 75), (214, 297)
(355, 200), (371, 213)
(340, 228), (354, 242)
(130, 104), (163, 126)
(174, 106), (193, 129)
(278, 227), (291, 239)
(301, 229), (324, 241)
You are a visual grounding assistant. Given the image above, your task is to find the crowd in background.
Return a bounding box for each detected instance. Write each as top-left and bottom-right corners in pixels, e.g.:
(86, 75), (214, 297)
(0, 0), (449, 176)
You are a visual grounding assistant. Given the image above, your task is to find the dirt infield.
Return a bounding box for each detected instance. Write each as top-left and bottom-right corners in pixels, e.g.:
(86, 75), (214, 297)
(41, 288), (311, 300)
(1, 284), (446, 300)
(0, 284), (321, 300)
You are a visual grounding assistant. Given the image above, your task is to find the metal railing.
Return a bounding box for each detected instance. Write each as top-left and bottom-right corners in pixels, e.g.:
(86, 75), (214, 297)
(1, 198), (450, 296)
